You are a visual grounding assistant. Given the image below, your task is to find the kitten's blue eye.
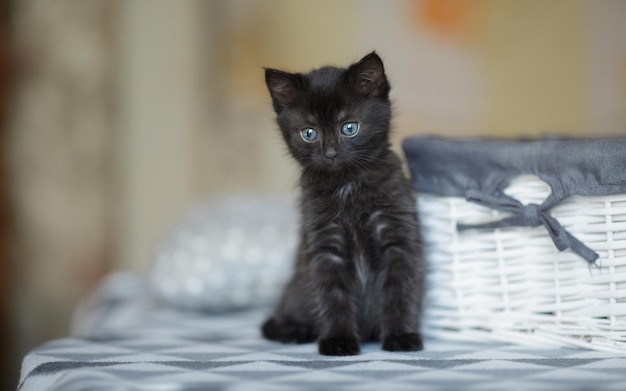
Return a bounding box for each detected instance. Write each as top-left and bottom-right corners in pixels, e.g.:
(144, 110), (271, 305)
(300, 128), (318, 142)
(341, 122), (359, 137)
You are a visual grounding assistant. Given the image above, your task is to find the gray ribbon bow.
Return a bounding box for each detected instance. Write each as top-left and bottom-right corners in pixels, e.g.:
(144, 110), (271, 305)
(457, 189), (599, 264)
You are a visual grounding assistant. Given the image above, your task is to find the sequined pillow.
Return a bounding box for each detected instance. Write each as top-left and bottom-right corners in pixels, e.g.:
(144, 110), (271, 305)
(150, 195), (298, 312)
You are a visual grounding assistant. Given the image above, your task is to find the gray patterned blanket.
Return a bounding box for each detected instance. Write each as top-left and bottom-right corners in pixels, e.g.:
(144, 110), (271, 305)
(18, 273), (626, 391)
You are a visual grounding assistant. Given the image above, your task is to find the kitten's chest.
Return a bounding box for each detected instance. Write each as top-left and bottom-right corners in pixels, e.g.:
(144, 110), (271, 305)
(310, 179), (389, 227)
(304, 186), (395, 296)
(333, 181), (357, 205)
(304, 177), (398, 249)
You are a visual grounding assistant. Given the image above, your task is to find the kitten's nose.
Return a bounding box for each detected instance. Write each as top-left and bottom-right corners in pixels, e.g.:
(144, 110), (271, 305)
(325, 148), (337, 160)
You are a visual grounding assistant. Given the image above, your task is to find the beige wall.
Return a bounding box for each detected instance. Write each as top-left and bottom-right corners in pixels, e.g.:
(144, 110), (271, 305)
(115, 0), (206, 271)
(9, 0), (115, 365)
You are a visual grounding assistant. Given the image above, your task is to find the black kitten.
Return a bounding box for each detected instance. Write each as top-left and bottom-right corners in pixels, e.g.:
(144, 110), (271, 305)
(262, 52), (424, 356)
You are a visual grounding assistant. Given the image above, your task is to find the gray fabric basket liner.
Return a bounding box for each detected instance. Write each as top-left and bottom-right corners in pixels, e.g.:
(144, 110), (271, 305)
(402, 136), (626, 263)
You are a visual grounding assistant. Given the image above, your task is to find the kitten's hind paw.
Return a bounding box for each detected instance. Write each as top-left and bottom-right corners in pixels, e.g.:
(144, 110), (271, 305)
(382, 333), (423, 352)
(318, 336), (360, 356)
(261, 317), (316, 344)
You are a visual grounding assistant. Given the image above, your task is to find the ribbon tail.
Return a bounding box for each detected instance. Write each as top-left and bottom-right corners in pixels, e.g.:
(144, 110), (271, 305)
(562, 230), (599, 265)
(540, 214), (599, 265)
(465, 189), (524, 213)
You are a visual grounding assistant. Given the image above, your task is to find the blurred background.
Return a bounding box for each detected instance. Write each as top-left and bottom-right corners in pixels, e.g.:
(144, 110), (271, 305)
(1, 0), (625, 387)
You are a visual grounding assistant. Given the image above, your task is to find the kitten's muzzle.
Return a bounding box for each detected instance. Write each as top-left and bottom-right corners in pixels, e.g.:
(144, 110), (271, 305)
(325, 148), (337, 160)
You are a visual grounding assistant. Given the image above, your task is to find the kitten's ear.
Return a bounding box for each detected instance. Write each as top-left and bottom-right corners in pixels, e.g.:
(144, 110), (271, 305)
(347, 52), (389, 98)
(265, 68), (302, 113)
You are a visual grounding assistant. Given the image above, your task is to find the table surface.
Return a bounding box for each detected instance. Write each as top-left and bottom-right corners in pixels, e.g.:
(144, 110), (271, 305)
(18, 273), (626, 391)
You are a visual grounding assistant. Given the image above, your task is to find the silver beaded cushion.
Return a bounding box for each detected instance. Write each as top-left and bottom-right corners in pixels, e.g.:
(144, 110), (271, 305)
(150, 195), (299, 312)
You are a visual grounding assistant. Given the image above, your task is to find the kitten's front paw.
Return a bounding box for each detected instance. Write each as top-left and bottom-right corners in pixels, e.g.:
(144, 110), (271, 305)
(382, 333), (423, 352)
(261, 317), (316, 344)
(318, 336), (360, 356)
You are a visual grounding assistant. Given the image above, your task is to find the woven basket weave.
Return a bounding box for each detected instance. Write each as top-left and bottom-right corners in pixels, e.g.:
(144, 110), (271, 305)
(403, 136), (626, 352)
(417, 172), (626, 352)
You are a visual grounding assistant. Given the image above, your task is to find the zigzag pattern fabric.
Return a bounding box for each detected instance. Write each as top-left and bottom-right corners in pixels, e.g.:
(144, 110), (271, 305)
(19, 274), (626, 391)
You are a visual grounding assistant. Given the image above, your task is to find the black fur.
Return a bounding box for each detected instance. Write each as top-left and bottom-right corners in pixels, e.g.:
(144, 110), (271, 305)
(263, 52), (424, 356)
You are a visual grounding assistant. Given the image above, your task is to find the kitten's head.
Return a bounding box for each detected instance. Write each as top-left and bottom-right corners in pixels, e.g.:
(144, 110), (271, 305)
(265, 52), (392, 173)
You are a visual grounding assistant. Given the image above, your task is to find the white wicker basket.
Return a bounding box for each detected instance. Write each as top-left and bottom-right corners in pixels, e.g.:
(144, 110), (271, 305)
(419, 174), (626, 352)
(404, 136), (626, 351)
